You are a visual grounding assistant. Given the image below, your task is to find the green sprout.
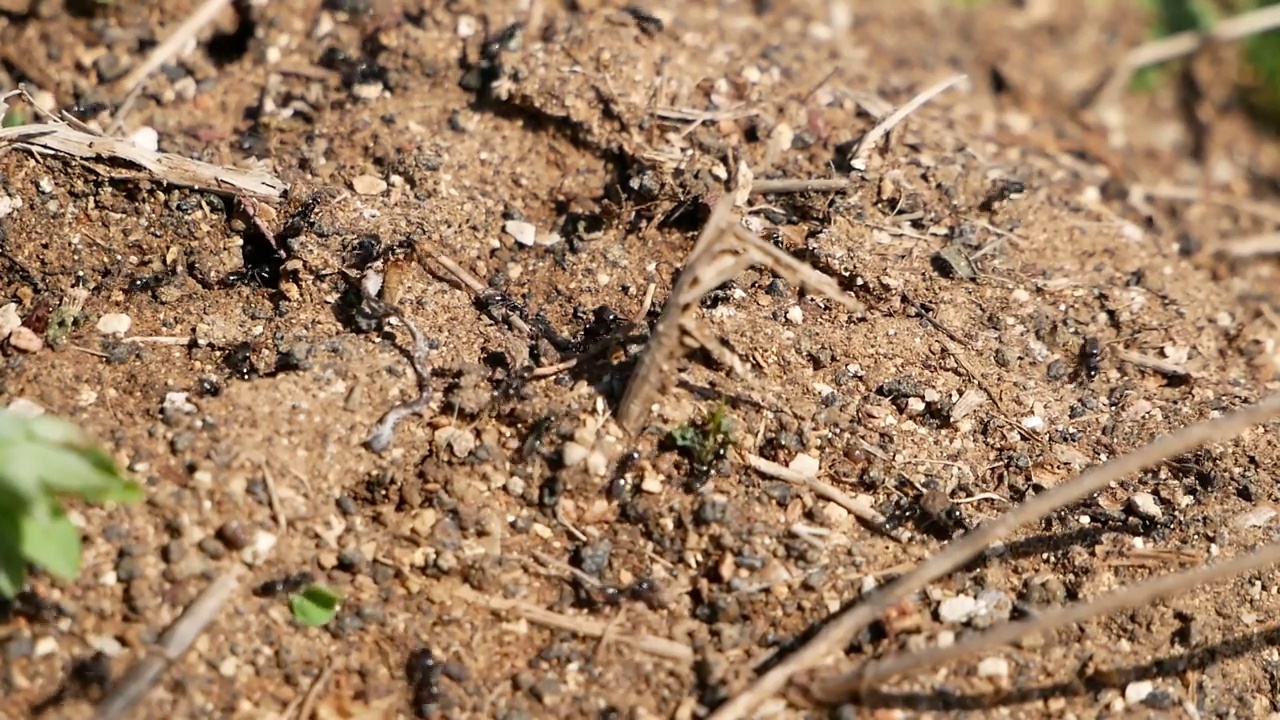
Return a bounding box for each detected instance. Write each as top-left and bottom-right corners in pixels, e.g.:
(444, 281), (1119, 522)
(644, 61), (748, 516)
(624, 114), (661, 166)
(666, 405), (735, 475)
(289, 584), (342, 627)
(0, 411), (143, 596)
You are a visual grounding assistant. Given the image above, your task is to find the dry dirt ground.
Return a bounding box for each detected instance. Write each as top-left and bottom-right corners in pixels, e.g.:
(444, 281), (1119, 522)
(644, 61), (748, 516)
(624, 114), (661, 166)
(8, 0), (1280, 718)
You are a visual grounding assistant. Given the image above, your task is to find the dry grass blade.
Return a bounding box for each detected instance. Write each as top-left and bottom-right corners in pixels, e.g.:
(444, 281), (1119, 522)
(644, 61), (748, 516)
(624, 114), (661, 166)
(95, 568), (244, 720)
(746, 454), (913, 543)
(454, 586), (693, 662)
(850, 74), (968, 161)
(707, 393), (1280, 720)
(1218, 232), (1280, 259)
(0, 123), (285, 199)
(817, 541), (1280, 699)
(752, 178), (851, 194)
(1090, 5), (1280, 109)
(617, 195), (864, 435)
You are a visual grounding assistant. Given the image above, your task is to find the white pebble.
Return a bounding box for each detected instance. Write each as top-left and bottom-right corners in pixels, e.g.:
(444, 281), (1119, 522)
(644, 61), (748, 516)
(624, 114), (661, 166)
(504, 220), (537, 247)
(1020, 415), (1044, 431)
(7, 326), (43, 353)
(561, 441), (589, 468)
(1128, 492), (1163, 522)
(938, 595), (978, 624)
(1124, 680), (1153, 705)
(128, 126), (159, 152)
(163, 391), (198, 415)
(241, 530), (277, 566)
(6, 398), (45, 416)
(976, 657), (1008, 679)
(351, 174), (387, 195)
(33, 636), (59, 658)
(786, 305), (804, 324)
(0, 193), (22, 219)
(586, 450), (609, 477)
(788, 452), (820, 478)
(96, 312), (132, 336)
(0, 302), (20, 341)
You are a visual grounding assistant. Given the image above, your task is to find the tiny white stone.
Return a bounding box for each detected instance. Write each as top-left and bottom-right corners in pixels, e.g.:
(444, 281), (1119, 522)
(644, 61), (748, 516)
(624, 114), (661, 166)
(1124, 680), (1153, 705)
(129, 126), (160, 152)
(504, 220), (537, 247)
(976, 657), (1008, 678)
(640, 475), (664, 494)
(586, 450), (609, 477)
(241, 530), (277, 566)
(938, 595), (978, 624)
(351, 174), (388, 195)
(456, 14), (479, 38)
(786, 305), (804, 324)
(7, 398), (46, 416)
(0, 302), (20, 341)
(7, 326), (43, 353)
(936, 630), (955, 648)
(561, 441), (589, 468)
(36, 177), (54, 194)
(0, 194), (21, 219)
(788, 453), (820, 478)
(96, 312), (133, 336)
(1021, 415), (1044, 430)
(1128, 492), (1163, 521)
(163, 391), (198, 415)
(33, 636), (59, 658)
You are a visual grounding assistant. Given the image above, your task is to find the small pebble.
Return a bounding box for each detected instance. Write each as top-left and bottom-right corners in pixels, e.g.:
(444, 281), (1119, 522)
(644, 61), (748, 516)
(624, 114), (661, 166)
(938, 595), (978, 624)
(504, 220), (537, 247)
(0, 303), (20, 340)
(351, 174), (388, 195)
(561, 441), (589, 468)
(96, 313), (133, 336)
(7, 326), (43, 352)
(976, 656), (1008, 679)
(128, 126), (159, 152)
(216, 520), (249, 550)
(1124, 679), (1154, 705)
(1128, 492), (1162, 522)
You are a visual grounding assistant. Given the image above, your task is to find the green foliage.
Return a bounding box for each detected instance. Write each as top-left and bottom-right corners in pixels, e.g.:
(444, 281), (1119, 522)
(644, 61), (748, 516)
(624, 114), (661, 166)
(0, 412), (142, 597)
(289, 584), (342, 627)
(666, 405), (735, 471)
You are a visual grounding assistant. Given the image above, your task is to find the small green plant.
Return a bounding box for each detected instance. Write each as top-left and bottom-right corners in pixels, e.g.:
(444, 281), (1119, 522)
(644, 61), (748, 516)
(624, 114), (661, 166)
(289, 584), (342, 627)
(666, 405), (735, 474)
(0, 412), (143, 597)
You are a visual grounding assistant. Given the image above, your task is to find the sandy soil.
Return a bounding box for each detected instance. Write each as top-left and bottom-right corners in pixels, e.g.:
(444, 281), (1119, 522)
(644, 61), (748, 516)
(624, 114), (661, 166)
(5, 0), (1280, 718)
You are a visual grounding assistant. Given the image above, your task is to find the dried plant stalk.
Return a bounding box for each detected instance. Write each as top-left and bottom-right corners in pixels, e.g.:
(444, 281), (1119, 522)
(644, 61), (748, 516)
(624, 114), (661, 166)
(814, 541), (1280, 700)
(616, 195), (865, 435)
(708, 393), (1280, 720)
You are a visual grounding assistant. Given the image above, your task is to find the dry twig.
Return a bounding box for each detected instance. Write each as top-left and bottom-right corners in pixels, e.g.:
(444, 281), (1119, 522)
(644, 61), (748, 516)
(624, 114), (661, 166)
(616, 195), (864, 434)
(1115, 349), (1195, 380)
(849, 75), (968, 161)
(1091, 5), (1280, 109)
(261, 461), (288, 532)
(95, 568), (244, 720)
(109, 0), (235, 131)
(453, 586), (692, 662)
(752, 178), (851, 195)
(0, 122), (285, 198)
(707, 393), (1280, 719)
(817, 542), (1280, 698)
(362, 281), (434, 453)
(745, 454), (912, 544)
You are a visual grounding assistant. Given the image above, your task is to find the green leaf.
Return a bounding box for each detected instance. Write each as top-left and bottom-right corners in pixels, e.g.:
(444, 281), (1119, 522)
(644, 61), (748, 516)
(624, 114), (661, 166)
(289, 585), (342, 627)
(18, 506), (81, 581)
(0, 511), (26, 597)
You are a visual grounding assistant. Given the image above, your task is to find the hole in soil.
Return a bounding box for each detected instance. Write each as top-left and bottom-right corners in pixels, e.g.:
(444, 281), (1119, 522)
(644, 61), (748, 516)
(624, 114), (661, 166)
(207, 0), (256, 66)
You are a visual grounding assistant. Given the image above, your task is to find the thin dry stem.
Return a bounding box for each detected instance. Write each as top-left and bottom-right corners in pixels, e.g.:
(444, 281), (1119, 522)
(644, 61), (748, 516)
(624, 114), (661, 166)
(111, 0), (234, 113)
(1139, 184), (1280, 226)
(1115, 349), (1195, 379)
(850, 75), (967, 161)
(752, 178), (851, 194)
(817, 542), (1280, 699)
(707, 393), (1280, 720)
(364, 296), (434, 453)
(616, 195), (865, 434)
(1092, 5), (1280, 108)
(261, 461), (287, 532)
(0, 122), (285, 198)
(1218, 232), (1280, 259)
(746, 454), (912, 544)
(454, 586), (693, 662)
(95, 568), (244, 720)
